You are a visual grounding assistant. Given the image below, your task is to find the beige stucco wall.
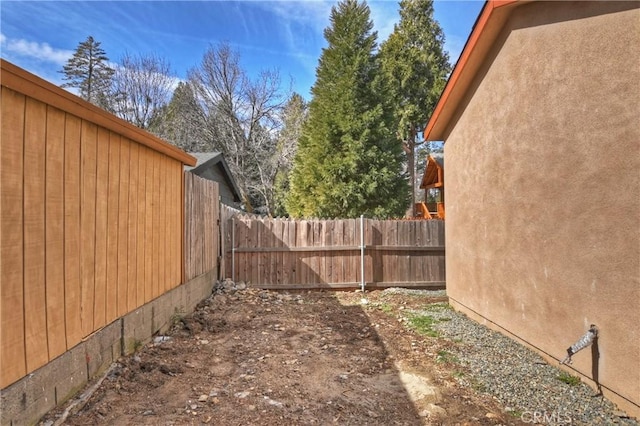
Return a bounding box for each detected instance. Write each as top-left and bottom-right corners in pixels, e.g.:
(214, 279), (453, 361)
(444, 2), (639, 417)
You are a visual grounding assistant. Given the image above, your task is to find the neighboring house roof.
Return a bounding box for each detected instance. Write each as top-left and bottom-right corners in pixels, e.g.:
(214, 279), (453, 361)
(424, 0), (529, 141)
(185, 152), (243, 206)
(420, 153), (444, 189)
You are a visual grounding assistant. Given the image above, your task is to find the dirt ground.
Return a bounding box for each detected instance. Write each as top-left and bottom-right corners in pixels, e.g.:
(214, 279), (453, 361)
(42, 286), (525, 425)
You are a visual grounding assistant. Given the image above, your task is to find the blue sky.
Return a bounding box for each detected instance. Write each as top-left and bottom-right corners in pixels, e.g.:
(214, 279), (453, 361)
(0, 1), (484, 99)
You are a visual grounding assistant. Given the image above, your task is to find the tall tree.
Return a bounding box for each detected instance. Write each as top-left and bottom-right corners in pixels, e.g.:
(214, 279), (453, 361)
(149, 82), (209, 152)
(188, 42), (286, 213)
(111, 52), (175, 129)
(378, 0), (450, 216)
(60, 36), (114, 108)
(272, 93), (308, 217)
(286, 0), (408, 219)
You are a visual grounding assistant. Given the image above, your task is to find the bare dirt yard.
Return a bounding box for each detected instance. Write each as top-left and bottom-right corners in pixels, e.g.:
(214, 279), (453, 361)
(42, 286), (525, 425)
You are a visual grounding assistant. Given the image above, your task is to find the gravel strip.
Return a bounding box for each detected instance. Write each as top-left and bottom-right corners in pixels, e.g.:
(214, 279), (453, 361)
(405, 300), (637, 425)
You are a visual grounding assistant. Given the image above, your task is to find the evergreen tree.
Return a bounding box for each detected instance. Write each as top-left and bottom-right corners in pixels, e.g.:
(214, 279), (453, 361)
(378, 0), (450, 215)
(60, 36), (114, 107)
(286, 0), (409, 219)
(272, 93), (308, 217)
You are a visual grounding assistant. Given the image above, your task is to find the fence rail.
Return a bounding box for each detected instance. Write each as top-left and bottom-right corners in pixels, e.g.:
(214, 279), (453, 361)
(225, 215), (445, 290)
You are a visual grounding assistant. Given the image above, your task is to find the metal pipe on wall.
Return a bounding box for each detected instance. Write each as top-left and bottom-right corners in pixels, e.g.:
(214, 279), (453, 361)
(561, 324), (598, 365)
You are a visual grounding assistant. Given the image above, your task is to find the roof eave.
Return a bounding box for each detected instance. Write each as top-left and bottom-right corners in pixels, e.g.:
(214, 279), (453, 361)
(424, 0), (530, 142)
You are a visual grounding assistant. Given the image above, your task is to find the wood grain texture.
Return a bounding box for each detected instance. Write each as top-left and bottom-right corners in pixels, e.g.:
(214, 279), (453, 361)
(23, 97), (49, 370)
(136, 148), (147, 305)
(127, 143), (138, 310)
(64, 115), (83, 348)
(0, 87), (27, 387)
(93, 127), (109, 329)
(80, 120), (97, 337)
(116, 139), (130, 315)
(45, 106), (67, 359)
(105, 133), (120, 323)
(1, 67), (193, 388)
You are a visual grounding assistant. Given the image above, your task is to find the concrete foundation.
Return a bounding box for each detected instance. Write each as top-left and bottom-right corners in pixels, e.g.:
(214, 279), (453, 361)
(0, 269), (216, 425)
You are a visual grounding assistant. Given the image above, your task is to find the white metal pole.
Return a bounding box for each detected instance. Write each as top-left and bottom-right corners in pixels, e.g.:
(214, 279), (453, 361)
(360, 215), (365, 293)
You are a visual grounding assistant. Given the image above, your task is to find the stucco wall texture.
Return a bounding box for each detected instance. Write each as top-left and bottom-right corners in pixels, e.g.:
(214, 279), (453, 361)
(443, 2), (639, 417)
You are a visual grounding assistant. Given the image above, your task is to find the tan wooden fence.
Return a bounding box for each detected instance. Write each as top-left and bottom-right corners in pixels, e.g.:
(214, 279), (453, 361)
(0, 59), (195, 389)
(225, 213), (445, 290)
(184, 172), (220, 281)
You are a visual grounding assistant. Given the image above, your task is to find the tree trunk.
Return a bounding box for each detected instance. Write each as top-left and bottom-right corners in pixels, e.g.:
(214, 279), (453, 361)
(403, 126), (418, 218)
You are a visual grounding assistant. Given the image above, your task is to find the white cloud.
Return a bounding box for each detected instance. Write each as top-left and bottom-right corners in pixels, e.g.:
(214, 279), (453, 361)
(252, 1), (400, 75)
(0, 33), (73, 65)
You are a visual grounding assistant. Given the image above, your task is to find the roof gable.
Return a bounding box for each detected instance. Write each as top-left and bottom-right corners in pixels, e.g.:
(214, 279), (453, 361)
(420, 154), (444, 189)
(423, 0), (526, 141)
(185, 152), (243, 204)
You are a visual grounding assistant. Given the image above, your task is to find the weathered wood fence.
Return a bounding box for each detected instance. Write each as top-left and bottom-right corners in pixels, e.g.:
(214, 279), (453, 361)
(184, 172), (220, 281)
(224, 212), (445, 290)
(0, 59), (195, 389)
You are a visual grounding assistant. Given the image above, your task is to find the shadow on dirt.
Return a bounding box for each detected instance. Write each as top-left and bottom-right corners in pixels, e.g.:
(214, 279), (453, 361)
(48, 287), (436, 425)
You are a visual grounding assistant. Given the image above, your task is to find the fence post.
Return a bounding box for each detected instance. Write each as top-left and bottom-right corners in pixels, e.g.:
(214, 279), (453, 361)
(231, 216), (235, 282)
(360, 215), (365, 292)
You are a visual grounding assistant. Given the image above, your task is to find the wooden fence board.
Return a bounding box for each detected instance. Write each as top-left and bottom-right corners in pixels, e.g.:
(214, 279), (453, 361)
(80, 120), (97, 338)
(158, 155), (167, 294)
(153, 152), (162, 297)
(334, 220), (344, 284)
(264, 219), (272, 284)
(347, 219), (355, 282)
(184, 172), (192, 279)
(0, 87), (27, 387)
(144, 149), (153, 301)
(64, 115), (83, 348)
(136, 150), (146, 305)
(105, 132), (120, 322)
(93, 127), (109, 329)
(192, 173), (201, 279)
(282, 220), (291, 284)
(183, 172), (220, 282)
(45, 106), (67, 359)
(315, 221), (323, 283)
(297, 220), (306, 284)
(168, 160), (176, 287)
(23, 98), (49, 370)
(170, 161), (176, 285)
(117, 138), (130, 315)
(127, 143), (139, 310)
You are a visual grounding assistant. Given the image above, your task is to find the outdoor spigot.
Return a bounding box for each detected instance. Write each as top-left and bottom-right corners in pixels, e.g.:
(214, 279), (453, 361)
(560, 324), (598, 365)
